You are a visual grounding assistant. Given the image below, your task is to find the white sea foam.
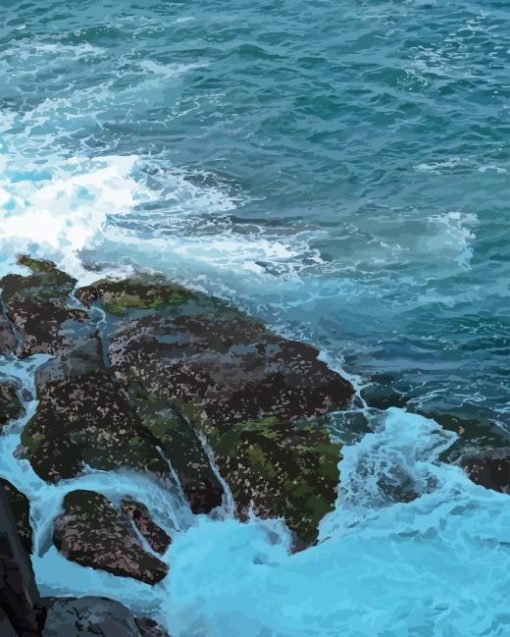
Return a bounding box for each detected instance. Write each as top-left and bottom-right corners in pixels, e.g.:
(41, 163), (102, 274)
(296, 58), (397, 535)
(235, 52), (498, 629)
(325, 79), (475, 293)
(0, 153), (157, 278)
(424, 211), (478, 268)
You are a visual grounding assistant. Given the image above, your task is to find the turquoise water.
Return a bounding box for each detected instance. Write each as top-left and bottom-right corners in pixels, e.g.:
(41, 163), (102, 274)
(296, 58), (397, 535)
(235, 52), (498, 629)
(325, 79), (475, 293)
(0, 1), (509, 635)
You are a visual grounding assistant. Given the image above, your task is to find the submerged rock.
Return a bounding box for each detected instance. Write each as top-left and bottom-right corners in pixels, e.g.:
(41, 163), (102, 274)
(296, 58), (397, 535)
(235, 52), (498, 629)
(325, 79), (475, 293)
(53, 490), (168, 584)
(42, 596), (170, 637)
(121, 498), (171, 555)
(0, 479), (32, 554)
(0, 380), (23, 429)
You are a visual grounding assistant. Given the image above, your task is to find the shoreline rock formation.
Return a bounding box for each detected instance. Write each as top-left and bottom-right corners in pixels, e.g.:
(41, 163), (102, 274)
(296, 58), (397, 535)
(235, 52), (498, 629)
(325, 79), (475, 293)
(0, 255), (355, 633)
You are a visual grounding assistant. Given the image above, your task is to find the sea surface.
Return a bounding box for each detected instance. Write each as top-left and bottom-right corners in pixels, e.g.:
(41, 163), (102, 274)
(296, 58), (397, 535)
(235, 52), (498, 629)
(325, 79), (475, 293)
(0, 1), (509, 635)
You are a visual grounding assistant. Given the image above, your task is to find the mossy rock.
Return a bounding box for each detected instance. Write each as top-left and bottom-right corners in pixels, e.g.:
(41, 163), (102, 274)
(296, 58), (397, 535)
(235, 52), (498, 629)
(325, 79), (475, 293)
(0, 256), (88, 357)
(75, 276), (234, 319)
(21, 370), (172, 484)
(122, 386), (224, 514)
(209, 417), (341, 546)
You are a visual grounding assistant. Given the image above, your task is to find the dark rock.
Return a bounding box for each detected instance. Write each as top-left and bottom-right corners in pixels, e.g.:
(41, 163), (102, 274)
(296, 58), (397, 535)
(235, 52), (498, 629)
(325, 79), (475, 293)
(42, 596), (146, 637)
(121, 499), (171, 555)
(126, 402), (224, 514)
(0, 256), (89, 357)
(0, 317), (16, 356)
(0, 381), (23, 429)
(77, 279), (226, 514)
(21, 368), (173, 484)
(135, 617), (171, 637)
(94, 276), (352, 544)
(461, 448), (510, 493)
(53, 490), (168, 584)
(109, 313), (354, 432)
(209, 417), (341, 546)
(0, 482), (40, 636)
(0, 480), (32, 554)
(75, 276), (199, 317)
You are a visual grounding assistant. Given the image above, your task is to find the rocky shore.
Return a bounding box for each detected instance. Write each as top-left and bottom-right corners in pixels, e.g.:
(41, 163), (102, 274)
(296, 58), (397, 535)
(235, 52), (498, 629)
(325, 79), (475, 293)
(0, 255), (356, 635)
(1, 256), (508, 635)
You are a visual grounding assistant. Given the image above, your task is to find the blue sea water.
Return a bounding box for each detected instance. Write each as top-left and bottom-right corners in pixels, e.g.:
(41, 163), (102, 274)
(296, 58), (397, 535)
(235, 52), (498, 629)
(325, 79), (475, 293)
(0, 1), (509, 635)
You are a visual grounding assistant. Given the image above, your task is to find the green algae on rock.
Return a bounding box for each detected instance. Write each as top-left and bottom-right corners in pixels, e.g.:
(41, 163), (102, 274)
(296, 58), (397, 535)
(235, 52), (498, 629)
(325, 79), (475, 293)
(208, 417), (341, 546)
(21, 368), (173, 484)
(7, 260), (353, 547)
(0, 478), (32, 554)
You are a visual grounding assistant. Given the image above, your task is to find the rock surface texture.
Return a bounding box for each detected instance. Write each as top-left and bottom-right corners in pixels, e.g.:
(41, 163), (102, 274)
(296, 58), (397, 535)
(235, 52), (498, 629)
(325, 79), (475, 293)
(53, 490), (168, 584)
(0, 480), (40, 637)
(42, 597), (170, 637)
(0, 380), (23, 429)
(461, 448), (510, 493)
(1, 257), (354, 585)
(121, 499), (171, 555)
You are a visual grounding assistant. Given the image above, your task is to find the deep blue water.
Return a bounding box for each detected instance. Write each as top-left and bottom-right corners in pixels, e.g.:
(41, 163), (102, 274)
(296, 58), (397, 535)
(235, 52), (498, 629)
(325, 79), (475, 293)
(0, 1), (509, 635)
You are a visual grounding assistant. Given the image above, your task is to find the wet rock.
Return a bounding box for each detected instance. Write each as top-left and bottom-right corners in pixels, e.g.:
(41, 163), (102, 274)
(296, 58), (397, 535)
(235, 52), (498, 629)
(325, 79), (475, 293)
(135, 617), (171, 637)
(128, 402), (224, 514)
(109, 312), (354, 432)
(209, 417), (341, 545)
(0, 479), (32, 554)
(75, 276), (199, 317)
(461, 448), (510, 493)
(0, 317), (16, 356)
(89, 276), (353, 544)
(0, 380), (23, 429)
(53, 490), (168, 584)
(0, 256), (90, 357)
(0, 482), (40, 636)
(21, 367), (172, 484)
(121, 499), (171, 555)
(77, 278), (226, 513)
(42, 596), (147, 637)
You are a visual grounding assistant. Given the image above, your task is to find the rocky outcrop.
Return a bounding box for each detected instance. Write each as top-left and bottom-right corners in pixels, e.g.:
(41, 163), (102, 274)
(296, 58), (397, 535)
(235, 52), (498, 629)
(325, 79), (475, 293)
(0, 256), (89, 358)
(461, 448), (510, 493)
(108, 312), (353, 432)
(0, 380), (23, 429)
(102, 284), (352, 544)
(42, 597), (170, 637)
(21, 366), (173, 485)
(0, 480), (40, 636)
(121, 499), (171, 555)
(0, 481), (169, 636)
(53, 490), (168, 584)
(209, 417), (341, 545)
(0, 479), (32, 554)
(3, 258), (353, 548)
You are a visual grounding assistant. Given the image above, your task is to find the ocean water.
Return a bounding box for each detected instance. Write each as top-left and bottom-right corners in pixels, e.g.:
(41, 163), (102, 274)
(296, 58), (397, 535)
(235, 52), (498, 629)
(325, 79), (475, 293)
(0, 1), (509, 635)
